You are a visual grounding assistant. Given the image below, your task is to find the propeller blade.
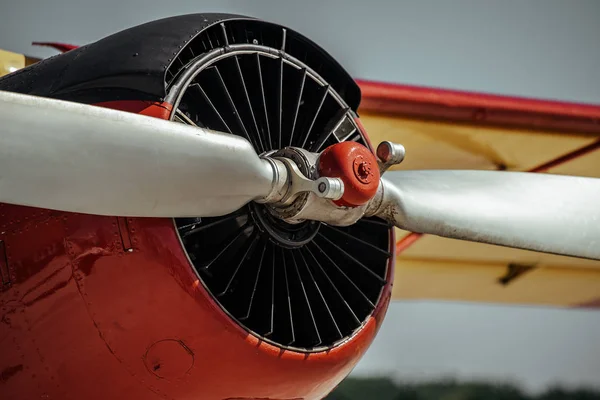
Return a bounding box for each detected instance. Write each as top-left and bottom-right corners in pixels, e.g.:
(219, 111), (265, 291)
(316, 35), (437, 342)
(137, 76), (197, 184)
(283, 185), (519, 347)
(0, 91), (279, 217)
(370, 170), (600, 260)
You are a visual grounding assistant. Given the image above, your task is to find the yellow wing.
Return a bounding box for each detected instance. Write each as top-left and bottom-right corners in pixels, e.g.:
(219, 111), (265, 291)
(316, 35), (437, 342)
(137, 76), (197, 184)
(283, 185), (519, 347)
(359, 81), (600, 309)
(0, 49), (26, 76)
(0, 48), (40, 76)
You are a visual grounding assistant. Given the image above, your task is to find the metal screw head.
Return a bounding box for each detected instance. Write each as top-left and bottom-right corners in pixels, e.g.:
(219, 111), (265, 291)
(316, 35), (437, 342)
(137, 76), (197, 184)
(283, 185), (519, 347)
(357, 161), (371, 179)
(318, 182), (327, 193)
(353, 156), (374, 184)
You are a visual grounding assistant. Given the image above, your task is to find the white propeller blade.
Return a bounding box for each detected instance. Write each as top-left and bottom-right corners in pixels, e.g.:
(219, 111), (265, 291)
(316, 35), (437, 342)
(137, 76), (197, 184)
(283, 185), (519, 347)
(0, 91), (278, 217)
(371, 170), (600, 260)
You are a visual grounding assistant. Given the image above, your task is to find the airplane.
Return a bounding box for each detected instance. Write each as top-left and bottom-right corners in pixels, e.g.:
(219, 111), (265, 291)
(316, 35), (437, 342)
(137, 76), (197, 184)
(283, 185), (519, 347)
(0, 12), (599, 400)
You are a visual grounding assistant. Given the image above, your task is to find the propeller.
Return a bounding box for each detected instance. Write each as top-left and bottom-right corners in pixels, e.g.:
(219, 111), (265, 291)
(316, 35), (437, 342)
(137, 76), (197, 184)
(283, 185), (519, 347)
(1, 91), (599, 261)
(0, 90), (287, 217)
(369, 170), (600, 260)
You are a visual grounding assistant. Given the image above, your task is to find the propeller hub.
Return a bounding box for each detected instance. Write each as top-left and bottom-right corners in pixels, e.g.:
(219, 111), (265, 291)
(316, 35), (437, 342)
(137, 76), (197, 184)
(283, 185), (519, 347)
(318, 141), (380, 207)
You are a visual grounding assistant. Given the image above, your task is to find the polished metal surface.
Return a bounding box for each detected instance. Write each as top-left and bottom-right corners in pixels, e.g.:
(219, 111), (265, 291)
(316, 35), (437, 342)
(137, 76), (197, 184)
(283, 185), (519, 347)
(265, 146), (365, 226)
(280, 193), (370, 226)
(0, 90), (281, 217)
(273, 157), (344, 204)
(376, 141), (406, 174)
(368, 169), (600, 260)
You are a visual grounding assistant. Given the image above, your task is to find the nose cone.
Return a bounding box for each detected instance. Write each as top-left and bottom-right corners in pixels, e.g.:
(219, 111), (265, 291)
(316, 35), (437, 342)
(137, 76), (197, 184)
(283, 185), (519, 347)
(318, 141), (380, 207)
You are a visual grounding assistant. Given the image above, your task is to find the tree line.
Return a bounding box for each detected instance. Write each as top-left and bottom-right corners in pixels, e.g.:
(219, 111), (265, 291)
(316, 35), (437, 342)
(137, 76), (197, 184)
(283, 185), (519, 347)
(326, 377), (600, 400)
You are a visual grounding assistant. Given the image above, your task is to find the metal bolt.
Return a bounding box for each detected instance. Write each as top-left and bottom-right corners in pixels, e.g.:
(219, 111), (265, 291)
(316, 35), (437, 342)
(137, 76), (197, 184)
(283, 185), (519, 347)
(318, 182), (327, 193)
(376, 141), (406, 175)
(357, 162), (371, 178)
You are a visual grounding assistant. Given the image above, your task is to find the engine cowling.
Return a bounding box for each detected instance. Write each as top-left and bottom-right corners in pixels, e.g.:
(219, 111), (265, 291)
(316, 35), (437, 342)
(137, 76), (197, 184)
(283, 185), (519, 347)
(0, 14), (394, 400)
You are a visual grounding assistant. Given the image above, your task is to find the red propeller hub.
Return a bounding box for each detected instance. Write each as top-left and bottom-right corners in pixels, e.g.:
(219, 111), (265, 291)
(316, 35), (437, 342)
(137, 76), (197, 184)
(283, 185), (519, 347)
(318, 141), (380, 207)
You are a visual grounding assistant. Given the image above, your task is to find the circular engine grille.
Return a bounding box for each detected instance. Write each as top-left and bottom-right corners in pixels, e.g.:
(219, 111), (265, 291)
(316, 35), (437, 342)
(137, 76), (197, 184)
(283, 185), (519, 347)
(169, 24), (392, 352)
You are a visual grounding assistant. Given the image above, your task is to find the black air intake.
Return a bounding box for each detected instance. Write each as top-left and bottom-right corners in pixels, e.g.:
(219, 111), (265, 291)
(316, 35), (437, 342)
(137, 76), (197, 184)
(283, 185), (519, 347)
(170, 17), (393, 352)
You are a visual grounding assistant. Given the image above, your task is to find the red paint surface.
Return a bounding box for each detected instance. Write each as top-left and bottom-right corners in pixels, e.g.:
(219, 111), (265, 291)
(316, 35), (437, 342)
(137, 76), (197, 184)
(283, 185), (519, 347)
(576, 297), (600, 309)
(0, 101), (394, 400)
(32, 42), (79, 53)
(395, 233), (424, 255)
(357, 79), (600, 135)
(529, 138), (600, 173)
(94, 100), (173, 119)
(318, 142), (380, 207)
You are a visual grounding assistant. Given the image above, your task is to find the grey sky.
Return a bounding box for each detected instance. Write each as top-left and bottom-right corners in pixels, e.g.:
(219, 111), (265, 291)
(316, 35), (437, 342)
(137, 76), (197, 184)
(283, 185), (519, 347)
(2, 0), (600, 104)
(1, 0), (599, 392)
(354, 301), (600, 393)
